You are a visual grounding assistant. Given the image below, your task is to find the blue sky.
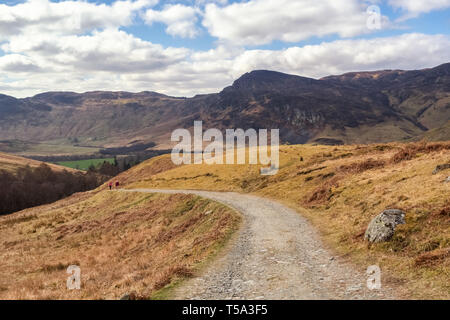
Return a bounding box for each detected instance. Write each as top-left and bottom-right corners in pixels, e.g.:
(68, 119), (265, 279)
(0, 0), (449, 97)
(130, 0), (449, 51)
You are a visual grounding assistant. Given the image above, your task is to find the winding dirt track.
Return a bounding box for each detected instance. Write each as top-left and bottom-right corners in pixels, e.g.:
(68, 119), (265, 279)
(121, 189), (396, 300)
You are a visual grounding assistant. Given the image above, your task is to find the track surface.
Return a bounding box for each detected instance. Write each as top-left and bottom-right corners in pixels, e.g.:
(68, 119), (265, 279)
(121, 189), (395, 300)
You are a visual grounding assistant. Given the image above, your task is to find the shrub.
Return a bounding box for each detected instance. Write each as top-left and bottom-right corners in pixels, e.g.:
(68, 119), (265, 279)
(307, 177), (340, 204)
(339, 158), (385, 173)
(391, 142), (450, 164)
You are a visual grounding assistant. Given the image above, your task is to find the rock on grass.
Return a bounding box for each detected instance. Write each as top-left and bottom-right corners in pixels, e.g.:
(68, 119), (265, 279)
(364, 209), (406, 243)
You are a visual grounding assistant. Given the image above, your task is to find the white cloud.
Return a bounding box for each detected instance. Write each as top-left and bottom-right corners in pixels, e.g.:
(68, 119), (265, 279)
(1, 29), (189, 73)
(144, 4), (200, 38)
(0, 54), (41, 72)
(389, 0), (450, 19)
(0, 1), (448, 99)
(228, 33), (450, 79)
(0, 0), (156, 40)
(194, 0), (228, 5)
(202, 0), (389, 46)
(1, 32), (449, 99)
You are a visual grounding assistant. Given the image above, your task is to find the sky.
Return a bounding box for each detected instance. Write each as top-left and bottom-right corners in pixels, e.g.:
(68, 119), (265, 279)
(0, 0), (449, 98)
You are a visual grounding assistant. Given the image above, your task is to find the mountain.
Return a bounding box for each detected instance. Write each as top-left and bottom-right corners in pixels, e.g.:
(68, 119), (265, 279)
(0, 63), (449, 155)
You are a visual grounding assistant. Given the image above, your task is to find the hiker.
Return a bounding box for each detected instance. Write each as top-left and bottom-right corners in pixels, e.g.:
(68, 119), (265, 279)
(115, 181), (120, 188)
(108, 182), (113, 190)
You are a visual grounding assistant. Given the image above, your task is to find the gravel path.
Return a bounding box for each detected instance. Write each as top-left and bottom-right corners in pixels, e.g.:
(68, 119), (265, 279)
(121, 189), (396, 300)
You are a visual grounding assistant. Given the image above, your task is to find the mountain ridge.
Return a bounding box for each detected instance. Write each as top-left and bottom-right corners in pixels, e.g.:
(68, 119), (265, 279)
(0, 63), (449, 155)
(4, 62), (448, 100)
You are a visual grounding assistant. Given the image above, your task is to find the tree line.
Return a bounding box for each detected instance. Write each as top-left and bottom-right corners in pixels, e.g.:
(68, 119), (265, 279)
(0, 164), (108, 215)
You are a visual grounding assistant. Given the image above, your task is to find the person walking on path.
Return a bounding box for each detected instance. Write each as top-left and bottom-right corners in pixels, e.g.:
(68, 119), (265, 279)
(115, 181), (120, 188)
(108, 182), (113, 190)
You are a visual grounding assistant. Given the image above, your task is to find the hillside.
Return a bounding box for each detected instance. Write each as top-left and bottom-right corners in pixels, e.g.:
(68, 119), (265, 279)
(118, 141), (450, 299)
(0, 64), (449, 156)
(0, 152), (78, 173)
(417, 121), (450, 142)
(0, 189), (240, 299)
(1, 142), (448, 299)
(0, 153), (106, 215)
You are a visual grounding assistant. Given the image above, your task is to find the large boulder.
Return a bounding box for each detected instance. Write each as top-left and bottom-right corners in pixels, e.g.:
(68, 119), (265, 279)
(364, 209), (406, 243)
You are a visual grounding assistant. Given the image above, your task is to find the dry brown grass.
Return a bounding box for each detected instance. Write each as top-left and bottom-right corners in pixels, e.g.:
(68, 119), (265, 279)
(306, 176), (340, 204)
(0, 152), (79, 173)
(390, 141), (450, 164)
(415, 248), (450, 268)
(123, 141), (450, 299)
(339, 158), (386, 173)
(0, 191), (240, 299)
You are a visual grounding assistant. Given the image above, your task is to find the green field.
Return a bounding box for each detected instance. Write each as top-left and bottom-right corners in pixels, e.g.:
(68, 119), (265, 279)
(55, 158), (115, 171)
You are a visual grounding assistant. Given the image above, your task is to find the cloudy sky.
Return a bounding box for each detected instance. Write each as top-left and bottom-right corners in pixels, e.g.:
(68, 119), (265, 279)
(0, 0), (449, 98)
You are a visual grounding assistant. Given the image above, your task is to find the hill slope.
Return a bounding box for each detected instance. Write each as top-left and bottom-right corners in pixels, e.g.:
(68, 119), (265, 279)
(0, 64), (449, 155)
(120, 141), (450, 299)
(0, 187), (240, 299)
(1, 142), (448, 299)
(0, 152), (78, 173)
(0, 152), (107, 215)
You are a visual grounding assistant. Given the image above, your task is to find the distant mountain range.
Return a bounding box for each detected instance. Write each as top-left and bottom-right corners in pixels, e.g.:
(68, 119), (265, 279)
(0, 63), (449, 154)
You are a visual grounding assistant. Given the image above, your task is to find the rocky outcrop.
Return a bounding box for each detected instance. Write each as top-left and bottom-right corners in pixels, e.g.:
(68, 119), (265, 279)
(364, 209), (406, 243)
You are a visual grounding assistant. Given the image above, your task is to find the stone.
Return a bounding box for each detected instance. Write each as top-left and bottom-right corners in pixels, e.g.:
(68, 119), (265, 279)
(364, 209), (406, 243)
(445, 176), (450, 183)
(120, 291), (136, 300)
(432, 163), (450, 175)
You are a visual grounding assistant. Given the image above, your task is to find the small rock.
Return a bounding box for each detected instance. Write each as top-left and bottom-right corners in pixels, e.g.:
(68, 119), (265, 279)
(445, 176), (450, 183)
(346, 285), (362, 292)
(120, 291), (136, 300)
(364, 209), (406, 243)
(204, 210), (212, 215)
(432, 163), (450, 175)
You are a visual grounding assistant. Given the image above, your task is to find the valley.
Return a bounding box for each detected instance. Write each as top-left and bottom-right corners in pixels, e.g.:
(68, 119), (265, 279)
(0, 64), (449, 159)
(1, 0), (449, 306)
(0, 141), (448, 299)
(0, 64), (448, 300)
